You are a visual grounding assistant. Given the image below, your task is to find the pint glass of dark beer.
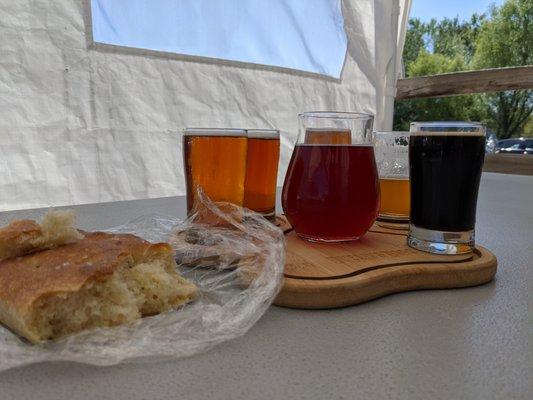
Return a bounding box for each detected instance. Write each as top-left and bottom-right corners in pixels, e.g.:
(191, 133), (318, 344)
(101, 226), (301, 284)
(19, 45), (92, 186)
(408, 122), (486, 254)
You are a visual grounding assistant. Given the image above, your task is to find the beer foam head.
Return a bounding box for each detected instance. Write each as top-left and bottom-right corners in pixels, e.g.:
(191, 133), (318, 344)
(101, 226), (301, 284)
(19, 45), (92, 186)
(410, 122), (485, 136)
(184, 128), (246, 137)
(246, 129), (280, 139)
(305, 127), (351, 132)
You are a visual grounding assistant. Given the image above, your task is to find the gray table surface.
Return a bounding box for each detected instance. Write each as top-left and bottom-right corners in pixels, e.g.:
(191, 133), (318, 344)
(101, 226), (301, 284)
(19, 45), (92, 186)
(0, 172), (531, 400)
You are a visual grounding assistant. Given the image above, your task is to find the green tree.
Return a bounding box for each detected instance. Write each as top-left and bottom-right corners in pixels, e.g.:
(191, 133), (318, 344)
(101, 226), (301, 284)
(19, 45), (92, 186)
(393, 51), (487, 131)
(394, 16), (487, 130)
(523, 117), (533, 137)
(401, 18), (427, 68)
(431, 15), (485, 61)
(394, 0), (532, 138)
(474, 0), (533, 139)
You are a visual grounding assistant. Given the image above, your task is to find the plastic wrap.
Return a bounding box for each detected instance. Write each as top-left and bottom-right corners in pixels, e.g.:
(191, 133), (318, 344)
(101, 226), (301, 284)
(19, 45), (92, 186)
(0, 197), (285, 371)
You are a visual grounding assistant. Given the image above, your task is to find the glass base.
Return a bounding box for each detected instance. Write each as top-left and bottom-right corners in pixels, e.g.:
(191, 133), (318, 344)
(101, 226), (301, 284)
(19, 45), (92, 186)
(407, 224), (475, 254)
(251, 208), (276, 220)
(262, 211), (276, 221)
(296, 232), (361, 243)
(244, 208), (276, 222)
(377, 215), (409, 230)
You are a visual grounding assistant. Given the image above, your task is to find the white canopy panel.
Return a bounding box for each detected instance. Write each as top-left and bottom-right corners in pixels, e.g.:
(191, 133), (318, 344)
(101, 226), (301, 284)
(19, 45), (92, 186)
(0, 0), (411, 211)
(91, 0), (348, 78)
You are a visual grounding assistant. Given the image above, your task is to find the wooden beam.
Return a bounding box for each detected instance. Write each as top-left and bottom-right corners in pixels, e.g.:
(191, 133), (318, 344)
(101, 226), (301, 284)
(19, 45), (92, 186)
(396, 66), (533, 100)
(483, 154), (533, 176)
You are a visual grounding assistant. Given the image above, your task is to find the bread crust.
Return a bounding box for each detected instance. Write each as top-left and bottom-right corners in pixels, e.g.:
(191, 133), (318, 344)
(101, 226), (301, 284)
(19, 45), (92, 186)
(0, 211), (83, 261)
(0, 231), (189, 342)
(0, 220), (42, 260)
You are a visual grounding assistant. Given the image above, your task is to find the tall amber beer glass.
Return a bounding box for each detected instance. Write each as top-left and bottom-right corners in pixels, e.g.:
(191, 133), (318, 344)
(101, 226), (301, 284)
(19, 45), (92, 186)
(183, 128), (247, 214)
(373, 131), (410, 229)
(244, 129), (280, 218)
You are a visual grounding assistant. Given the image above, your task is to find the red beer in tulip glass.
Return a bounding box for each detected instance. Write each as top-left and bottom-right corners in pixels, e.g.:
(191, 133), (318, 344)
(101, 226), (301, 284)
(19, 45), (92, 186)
(282, 112), (379, 242)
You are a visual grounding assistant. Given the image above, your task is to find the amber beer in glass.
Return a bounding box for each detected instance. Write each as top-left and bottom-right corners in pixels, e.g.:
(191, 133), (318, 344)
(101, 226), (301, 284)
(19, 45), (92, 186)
(379, 178), (409, 217)
(243, 129), (280, 218)
(304, 129), (352, 144)
(282, 112), (378, 242)
(183, 128), (247, 214)
(373, 131), (410, 229)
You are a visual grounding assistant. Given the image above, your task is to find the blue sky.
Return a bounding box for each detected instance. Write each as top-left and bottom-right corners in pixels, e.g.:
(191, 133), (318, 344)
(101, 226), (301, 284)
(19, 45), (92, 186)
(410, 0), (506, 22)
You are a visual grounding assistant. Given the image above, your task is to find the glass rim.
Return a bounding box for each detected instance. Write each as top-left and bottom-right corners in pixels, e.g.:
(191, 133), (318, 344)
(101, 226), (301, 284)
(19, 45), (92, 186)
(183, 128), (246, 137)
(410, 121), (485, 132)
(374, 131), (410, 136)
(299, 111), (374, 120)
(246, 129), (280, 139)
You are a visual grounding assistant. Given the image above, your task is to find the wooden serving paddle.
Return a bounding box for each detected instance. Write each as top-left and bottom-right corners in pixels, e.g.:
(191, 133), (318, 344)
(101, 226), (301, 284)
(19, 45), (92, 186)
(274, 216), (497, 309)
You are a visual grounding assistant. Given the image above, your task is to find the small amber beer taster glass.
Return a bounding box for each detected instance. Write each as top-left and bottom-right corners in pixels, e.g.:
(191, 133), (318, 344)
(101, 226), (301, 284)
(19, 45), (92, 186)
(183, 128), (248, 216)
(373, 131), (410, 229)
(408, 122), (486, 254)
(243, 129), (280, 219)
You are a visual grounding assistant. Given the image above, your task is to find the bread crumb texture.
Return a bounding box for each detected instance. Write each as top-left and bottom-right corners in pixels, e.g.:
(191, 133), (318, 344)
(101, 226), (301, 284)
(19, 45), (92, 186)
(31, 258), (196, 341)
(38, 210), (84, 246)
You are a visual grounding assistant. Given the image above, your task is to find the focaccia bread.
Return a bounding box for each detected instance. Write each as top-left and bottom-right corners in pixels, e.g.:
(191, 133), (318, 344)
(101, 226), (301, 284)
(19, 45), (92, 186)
(0, 210), (83, 261)
(0, 231), (197, 343)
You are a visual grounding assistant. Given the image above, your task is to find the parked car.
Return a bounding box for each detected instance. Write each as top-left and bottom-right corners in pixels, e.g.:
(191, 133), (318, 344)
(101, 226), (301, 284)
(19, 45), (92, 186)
(495, 138), (533, 155)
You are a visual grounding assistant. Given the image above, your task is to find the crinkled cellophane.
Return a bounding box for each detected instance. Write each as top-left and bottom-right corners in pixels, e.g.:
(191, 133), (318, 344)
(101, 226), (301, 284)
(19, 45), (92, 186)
(0, 196), (285, 371)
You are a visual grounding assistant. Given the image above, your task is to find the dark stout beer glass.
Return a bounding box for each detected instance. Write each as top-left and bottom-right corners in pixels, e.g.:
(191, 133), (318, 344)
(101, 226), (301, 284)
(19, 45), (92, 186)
(408, 122), (486, 254)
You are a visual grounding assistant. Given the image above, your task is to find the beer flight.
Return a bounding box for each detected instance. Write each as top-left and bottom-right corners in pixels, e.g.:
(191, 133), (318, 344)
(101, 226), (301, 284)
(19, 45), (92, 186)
(183, 112), (485, 255)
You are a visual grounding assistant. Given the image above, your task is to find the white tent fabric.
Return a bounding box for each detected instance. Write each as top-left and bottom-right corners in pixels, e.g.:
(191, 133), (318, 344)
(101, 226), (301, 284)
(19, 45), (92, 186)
(0, 0), (411, 212)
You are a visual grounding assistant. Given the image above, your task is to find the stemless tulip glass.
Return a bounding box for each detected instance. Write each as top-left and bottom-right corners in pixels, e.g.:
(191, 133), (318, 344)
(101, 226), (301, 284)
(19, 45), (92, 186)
(282, 112), (379, 242)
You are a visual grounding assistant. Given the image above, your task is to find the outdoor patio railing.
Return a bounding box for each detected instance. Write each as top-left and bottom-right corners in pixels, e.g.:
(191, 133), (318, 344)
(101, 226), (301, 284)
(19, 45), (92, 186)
(395, 65), (533, 175)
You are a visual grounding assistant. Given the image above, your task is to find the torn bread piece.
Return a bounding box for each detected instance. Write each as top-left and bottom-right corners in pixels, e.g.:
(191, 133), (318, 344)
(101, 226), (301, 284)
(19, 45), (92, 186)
(0, 231), (197, 343)
(0, 210), (83, 261)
